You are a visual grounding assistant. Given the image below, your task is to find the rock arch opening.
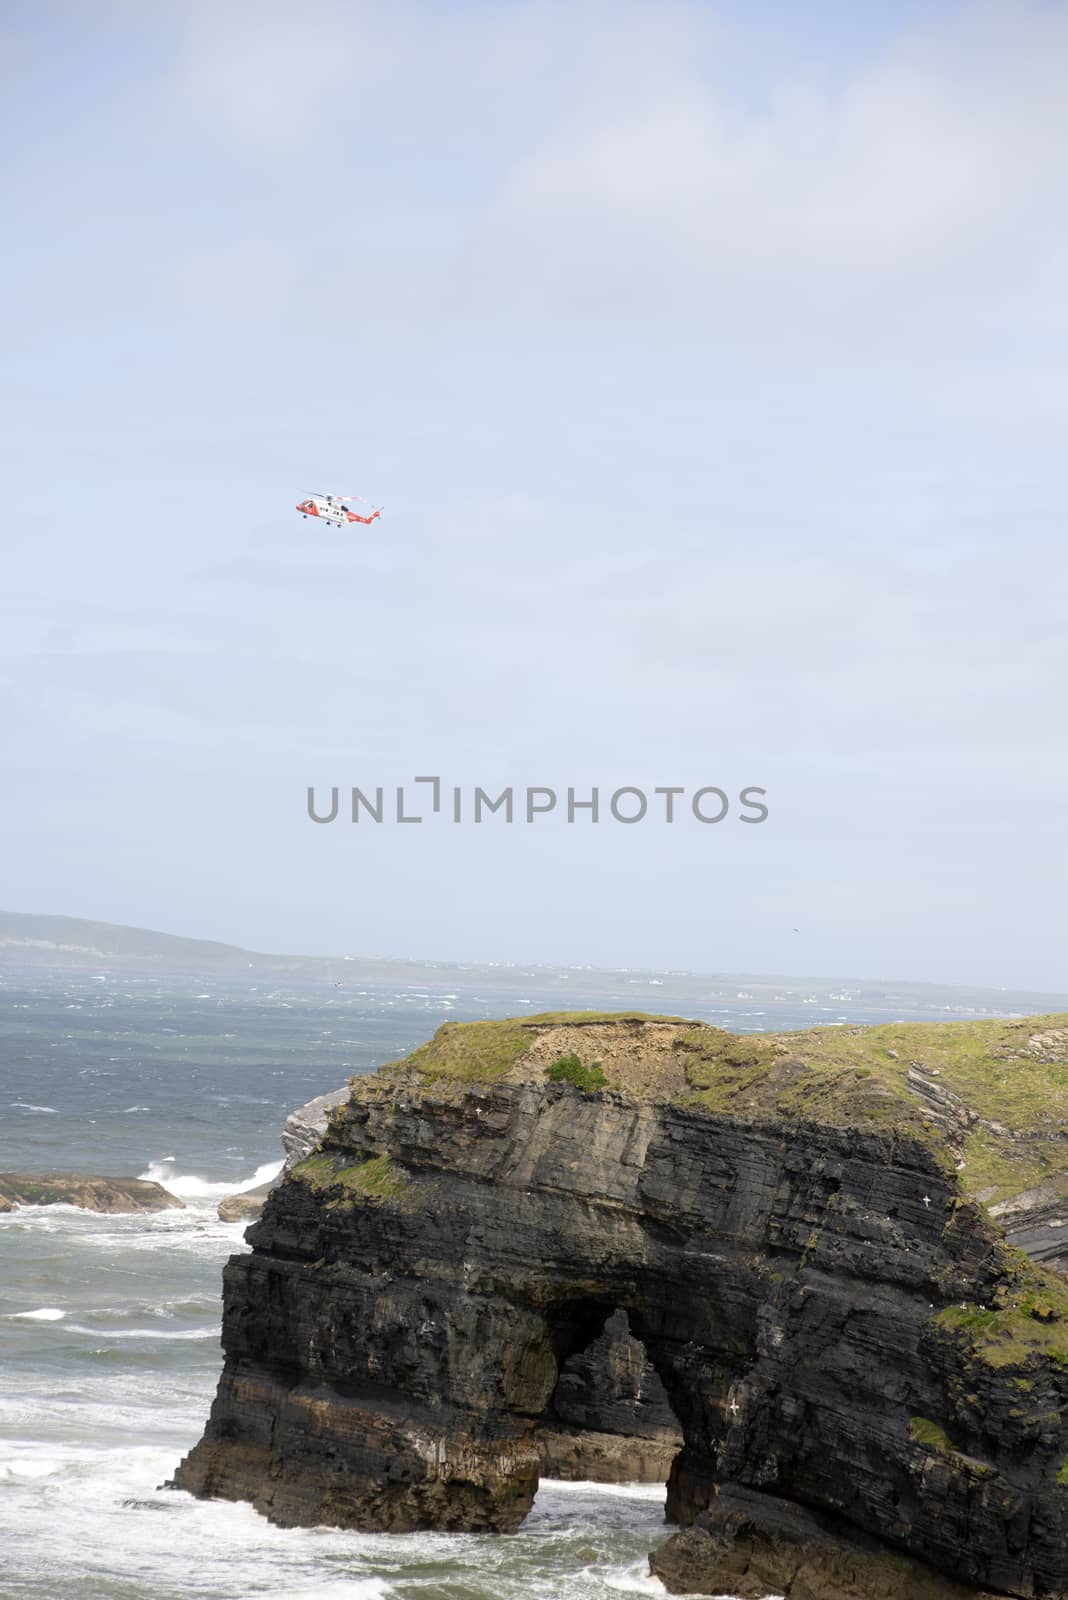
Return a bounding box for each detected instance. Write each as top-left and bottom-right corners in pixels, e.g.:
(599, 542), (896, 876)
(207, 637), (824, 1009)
(535, 1307), (683, 1486)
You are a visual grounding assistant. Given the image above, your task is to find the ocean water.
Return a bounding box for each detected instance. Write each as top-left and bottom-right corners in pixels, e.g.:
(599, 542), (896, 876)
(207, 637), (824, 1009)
(0, 969), (1014, 1600)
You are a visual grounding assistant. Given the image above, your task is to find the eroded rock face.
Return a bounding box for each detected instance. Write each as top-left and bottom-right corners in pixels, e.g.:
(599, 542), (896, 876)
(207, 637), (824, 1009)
(537, 1308), (682, 1482)
(0, 1172), (184, 1213)
(173, 1015), (1068, 1597)
(648, 1486), (1002, 1600)
(281, 1087), (350, 1166)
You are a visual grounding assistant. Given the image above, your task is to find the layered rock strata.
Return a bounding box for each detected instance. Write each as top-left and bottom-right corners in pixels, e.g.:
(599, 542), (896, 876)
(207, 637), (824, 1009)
(173, 1012), (1068, 1597)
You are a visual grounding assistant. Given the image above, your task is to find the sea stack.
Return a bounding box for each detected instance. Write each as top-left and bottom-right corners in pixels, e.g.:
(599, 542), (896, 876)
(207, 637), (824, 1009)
(174, 1012), (1068, 1598)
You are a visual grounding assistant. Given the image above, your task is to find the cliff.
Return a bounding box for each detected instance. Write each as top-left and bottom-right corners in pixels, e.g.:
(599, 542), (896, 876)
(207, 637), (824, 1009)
(174, 1012), (1068, 1596)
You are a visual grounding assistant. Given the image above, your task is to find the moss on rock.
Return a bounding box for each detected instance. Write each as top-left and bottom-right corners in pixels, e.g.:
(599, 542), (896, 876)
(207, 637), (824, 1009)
(290, 1152), (410, 1206)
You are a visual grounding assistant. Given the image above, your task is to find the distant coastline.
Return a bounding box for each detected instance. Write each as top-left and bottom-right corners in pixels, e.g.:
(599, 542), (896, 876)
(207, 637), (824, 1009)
(1, 908), (1065, 1022)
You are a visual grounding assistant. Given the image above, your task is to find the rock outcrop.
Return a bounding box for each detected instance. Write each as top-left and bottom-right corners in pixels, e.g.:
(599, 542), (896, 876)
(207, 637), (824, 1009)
(648, 1485), (1002, 1600)
(216, 1087), (350, 1223)
(217, 1183), (276, 1224)
(174, 1012), (1068, 1597)
(281, 1087), (350, 1166)
(0, 1171), (185, 1213)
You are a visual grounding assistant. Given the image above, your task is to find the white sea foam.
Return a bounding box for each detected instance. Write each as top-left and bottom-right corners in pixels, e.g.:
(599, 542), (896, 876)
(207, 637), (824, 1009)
(9, 1101), (59, 1113)
(0, 1452), (75, 1482)
(139, 1158), (284, 1202)
(602, 1562), (669, 1593)
(543, 1479), (666, 1502)
(67, 1323), (220, 1342)
(268, 1585), (392, 1600)
(7, 1307), (65, 1321)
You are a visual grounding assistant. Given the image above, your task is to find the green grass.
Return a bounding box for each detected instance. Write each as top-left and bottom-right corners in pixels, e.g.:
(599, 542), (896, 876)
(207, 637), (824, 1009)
(674, 1016), (1068, 1194)
(909, 1416), (954, 1452)
(1056, 1458), (1068, 1486)
(387, 1014), (691, 1086)
(397, 1019), (532, 1083)
(290, 1152), (410, 1205)
(677, 1026), (924, 1130)
(522, 1011), (695, 1026)
(547, 1054), (608, 1091)
(935, 1249), (1068, 1369)
(333, 1154), (410, 1201)
(289, 1153), (339, 1190)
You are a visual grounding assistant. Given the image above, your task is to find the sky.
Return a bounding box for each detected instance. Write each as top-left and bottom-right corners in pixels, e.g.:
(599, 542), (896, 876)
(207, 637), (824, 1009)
(2, 0), (1067, 988)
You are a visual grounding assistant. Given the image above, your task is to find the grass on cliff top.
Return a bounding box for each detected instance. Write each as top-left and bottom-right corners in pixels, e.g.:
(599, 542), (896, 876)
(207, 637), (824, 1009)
(522, 1011), (696, 1026)
(681, 1015), (1068, 1198)
(681, 1015), (1068, 1121)
(387, 1013), (692, 1085)
(381, 1012), (1068, 1205)
(395, 1019), (532, 1083)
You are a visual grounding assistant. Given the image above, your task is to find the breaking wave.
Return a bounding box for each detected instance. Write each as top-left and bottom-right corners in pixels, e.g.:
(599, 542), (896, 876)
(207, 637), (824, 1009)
(139, 1158), (283, 1203)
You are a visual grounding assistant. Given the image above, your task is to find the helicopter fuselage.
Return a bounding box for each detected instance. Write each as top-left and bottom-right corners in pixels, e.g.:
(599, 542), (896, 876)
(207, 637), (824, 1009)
(296, 496), (381, 526)
(297, 496), (349, 525)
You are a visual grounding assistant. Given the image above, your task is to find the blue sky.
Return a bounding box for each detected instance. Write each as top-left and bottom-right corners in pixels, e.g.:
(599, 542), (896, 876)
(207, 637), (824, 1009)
(3, 1), (1067, 987)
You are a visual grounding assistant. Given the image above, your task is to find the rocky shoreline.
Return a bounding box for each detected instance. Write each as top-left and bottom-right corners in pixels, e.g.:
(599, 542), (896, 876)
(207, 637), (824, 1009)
(0, 1171), (183, 1213)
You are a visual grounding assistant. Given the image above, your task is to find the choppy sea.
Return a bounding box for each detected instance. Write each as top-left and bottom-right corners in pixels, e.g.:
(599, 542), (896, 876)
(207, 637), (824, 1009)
(0, 969), (1016, 1600)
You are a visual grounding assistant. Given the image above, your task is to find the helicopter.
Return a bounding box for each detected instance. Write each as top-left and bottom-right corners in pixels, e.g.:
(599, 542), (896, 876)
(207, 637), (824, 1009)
(296, 492), (382, 527)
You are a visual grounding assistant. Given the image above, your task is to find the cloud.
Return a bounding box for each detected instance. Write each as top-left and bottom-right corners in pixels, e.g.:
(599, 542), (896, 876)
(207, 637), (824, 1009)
(110, 0), (1067, 377)
(508, 4), (1068, 278)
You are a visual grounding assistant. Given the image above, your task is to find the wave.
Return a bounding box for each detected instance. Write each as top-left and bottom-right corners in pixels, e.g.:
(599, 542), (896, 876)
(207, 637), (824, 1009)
(66, 1323), (220, 1341)
(139, 1157), (284, 1203)
(269, 1586), (391, 1600)
(6, 1307), (65, 1321)
(0, 1454), (74, 1483)
(542, 1479), (666, 1502)
(603, 1562), (669, 1594)
(9, 1102), (59, 1114)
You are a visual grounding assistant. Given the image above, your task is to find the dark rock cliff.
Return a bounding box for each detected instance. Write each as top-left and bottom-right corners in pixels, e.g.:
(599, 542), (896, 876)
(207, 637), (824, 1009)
(173, 1013), (1068, 1596)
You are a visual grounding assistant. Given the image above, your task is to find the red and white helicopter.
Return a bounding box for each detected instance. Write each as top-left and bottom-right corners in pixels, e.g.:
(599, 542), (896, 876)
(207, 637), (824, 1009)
(295, 491), (382, 527)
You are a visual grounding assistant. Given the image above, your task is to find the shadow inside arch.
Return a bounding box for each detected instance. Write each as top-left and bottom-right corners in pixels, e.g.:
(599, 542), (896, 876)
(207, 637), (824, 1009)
(533, 1305), (685, 1496)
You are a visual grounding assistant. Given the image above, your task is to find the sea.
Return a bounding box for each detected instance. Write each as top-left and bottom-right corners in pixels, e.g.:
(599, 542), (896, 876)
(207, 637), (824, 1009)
(0, 968), (1025, 1600)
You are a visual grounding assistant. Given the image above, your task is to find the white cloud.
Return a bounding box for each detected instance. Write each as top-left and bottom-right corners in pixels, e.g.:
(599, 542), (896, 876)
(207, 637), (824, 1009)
(506, 2), (1068, 278)
(125, 0), (1068, 371)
